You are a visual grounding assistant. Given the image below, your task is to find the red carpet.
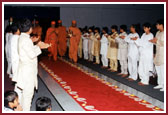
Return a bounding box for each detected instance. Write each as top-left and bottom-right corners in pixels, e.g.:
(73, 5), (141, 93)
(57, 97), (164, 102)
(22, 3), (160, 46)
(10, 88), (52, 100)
(39, 56), (162, 111)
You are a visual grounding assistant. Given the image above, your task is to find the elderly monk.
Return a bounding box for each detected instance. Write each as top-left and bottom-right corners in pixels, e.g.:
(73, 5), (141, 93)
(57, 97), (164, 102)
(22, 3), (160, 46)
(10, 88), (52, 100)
(32, 21), (42, 41)
(45, 21), (58, 61)
(57, 20), (67, 57)
(68, 20), (81, 63)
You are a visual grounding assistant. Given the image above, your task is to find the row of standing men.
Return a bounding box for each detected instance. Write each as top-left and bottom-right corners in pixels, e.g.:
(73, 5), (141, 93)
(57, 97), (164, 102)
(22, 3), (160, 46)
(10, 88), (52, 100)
(44, 20), (164, 91)
(5, 19), (164, 110)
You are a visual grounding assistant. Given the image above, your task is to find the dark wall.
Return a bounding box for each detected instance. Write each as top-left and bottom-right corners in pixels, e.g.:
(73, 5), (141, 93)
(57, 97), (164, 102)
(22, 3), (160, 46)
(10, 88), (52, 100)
(4, 6), (60, 20)
(4, 6), (60, 41)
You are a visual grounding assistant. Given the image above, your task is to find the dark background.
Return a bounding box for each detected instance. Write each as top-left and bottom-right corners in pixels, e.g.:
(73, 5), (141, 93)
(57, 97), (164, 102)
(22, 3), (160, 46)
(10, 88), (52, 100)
(4, 6), (60, 41)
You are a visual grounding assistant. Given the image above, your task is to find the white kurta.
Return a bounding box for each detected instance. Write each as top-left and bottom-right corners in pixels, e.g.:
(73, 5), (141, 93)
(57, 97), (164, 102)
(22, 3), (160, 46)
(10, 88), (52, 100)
(82, 33), (89, 60)
(5, 33), (9, 59)
(135, 33), (154, 84)
(17, 33), (41, 89)
(82, 33), (89, 52)
(17, 33), (41, 111)
(5, 33), (12, 60)
(10, 34), (20, 82)
(100, 34), (108, 67)
(100, 34), (108, 56)
(6, 33), (13, 77)
(125, 33), (139, 80)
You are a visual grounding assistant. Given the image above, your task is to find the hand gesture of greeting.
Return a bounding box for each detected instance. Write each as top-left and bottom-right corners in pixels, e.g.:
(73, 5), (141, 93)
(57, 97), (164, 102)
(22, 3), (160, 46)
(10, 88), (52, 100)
(149, 37), (157, 43)
(31, 36), (39, 42)
(131, 37), (138, 40)
(120, 35), (125, 39)
(37, 41), (51, 49)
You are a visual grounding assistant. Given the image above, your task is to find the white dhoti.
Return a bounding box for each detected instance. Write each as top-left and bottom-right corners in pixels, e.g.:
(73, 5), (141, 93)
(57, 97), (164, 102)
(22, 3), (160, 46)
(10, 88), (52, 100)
(125, 33), (140, 80)
(120, 60), (128, 74)
(155, 64), (164, 88)
(101, 54), (108, 67)
(7, 60), (12, 78)
(83, 50), (88, 60)
(135, 33), (154, 85)
(138, 57), (151, 85)
(21, 81), (35, 111)
(128, 56), (138, 80)
(82, 34), (89, 60)
(100, 34), (108, 67)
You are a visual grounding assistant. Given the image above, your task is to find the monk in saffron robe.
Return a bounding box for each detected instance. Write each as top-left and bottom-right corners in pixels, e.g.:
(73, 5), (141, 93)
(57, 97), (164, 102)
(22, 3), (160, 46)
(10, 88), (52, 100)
(45, 21), (58, 61)
(57, 20), (67, 57)
(68, 20), (81, 63)
(32, 21), (42, 41)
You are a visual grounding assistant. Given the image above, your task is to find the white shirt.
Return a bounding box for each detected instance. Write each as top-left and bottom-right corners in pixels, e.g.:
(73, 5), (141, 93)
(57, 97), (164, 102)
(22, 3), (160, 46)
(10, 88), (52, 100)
(135, 33), (153, 57)
(135, 33), (154, 70)
(11, 34), (20, 63)
(125, 33), (140, 60)
(82, 33), (89, 52)
(10, 34), (20, 82)
(5, 33), (13, 61)
(116, 32), (128, 49)
(100, 34), (108, 56)
(17, 33), (41, 89)
(4, 107), (13, 111)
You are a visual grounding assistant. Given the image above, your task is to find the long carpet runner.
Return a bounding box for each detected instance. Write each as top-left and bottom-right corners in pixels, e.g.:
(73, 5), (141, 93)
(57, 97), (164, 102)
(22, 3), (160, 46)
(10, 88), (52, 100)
(39, 56), (163, 111)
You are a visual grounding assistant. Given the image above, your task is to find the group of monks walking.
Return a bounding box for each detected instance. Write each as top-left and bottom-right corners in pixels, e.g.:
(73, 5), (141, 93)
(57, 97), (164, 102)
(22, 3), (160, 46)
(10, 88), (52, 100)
(44, 20), (81, 63)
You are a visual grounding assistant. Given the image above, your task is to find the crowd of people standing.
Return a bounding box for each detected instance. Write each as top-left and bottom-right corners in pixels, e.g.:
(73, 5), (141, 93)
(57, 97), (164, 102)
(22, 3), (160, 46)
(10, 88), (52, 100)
(4, 17), (164, 111)
(44, 19), (164, 91)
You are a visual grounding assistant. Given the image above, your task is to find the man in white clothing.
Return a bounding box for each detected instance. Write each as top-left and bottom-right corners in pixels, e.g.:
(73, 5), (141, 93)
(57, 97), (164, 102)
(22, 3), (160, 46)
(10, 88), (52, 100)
(10, 24), (20, 82)
(115, 25), (128, 77)
(149, 19), (164, 91)
(5, 25), (13, 78)
(10, 24), (22, 103)
(82, 28), (89, 60)
(100, 27), (109, 68)
(16, 19), (50, 111)
(133, 23), (154, 85)
(122, 25), (140, 81)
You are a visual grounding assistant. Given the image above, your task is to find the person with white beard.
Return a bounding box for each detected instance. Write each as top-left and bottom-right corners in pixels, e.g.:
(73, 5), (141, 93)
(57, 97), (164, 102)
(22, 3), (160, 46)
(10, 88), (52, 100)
(100, 27), (109, 68)
(115, 25), (128, 77)
(132, 23), (154, 85)
(122, 24), (140, 81)
(149, 19), (164, 91)
(5, 25), (13, 78)
(82, 28), (89, 60)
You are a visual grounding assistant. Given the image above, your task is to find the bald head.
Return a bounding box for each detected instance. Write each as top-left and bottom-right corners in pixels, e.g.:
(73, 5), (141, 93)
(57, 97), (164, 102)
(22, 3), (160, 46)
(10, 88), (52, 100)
(72, 20), (77, 27)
